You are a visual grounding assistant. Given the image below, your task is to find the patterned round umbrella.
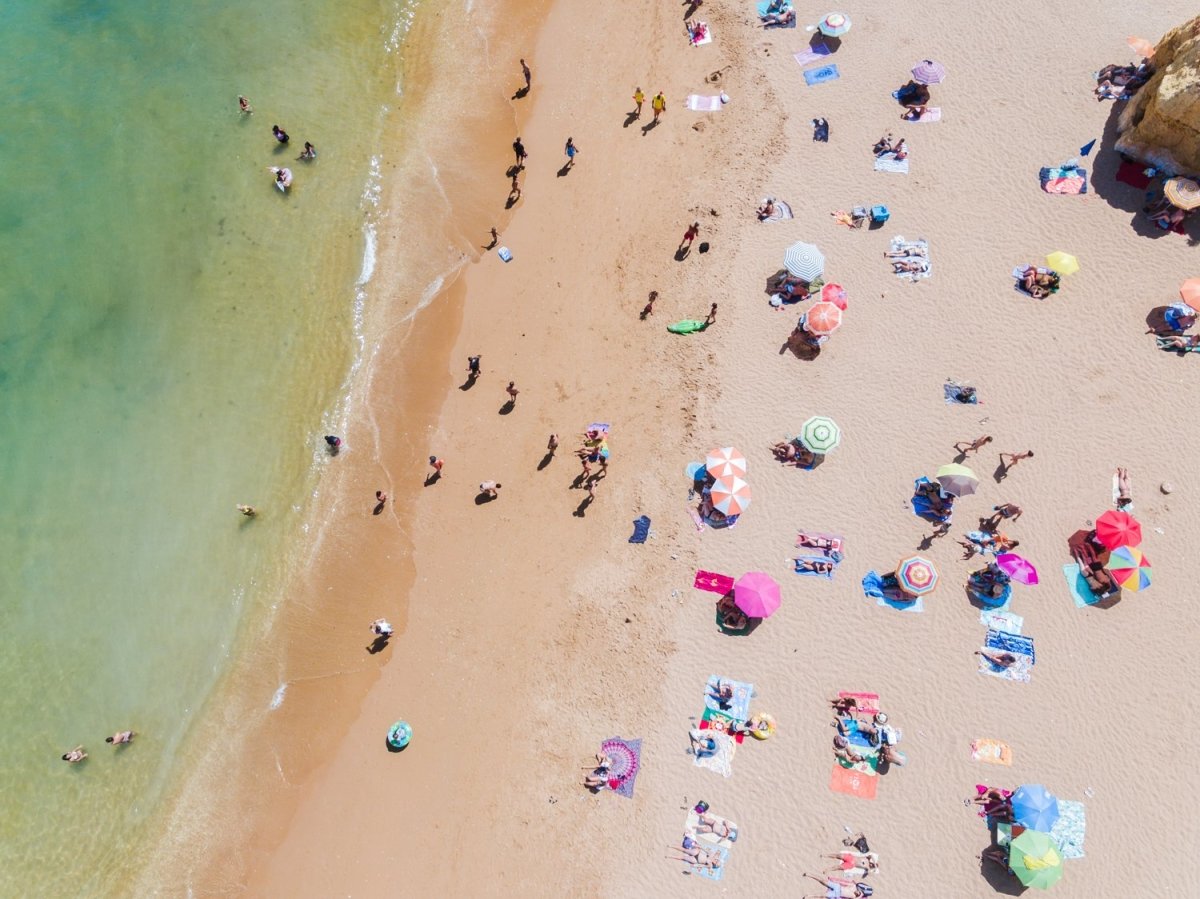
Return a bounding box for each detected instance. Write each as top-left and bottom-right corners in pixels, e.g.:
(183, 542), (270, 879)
(705, 447), (747, 480)
(821, 282), (848, 309)
(783, 241), (825, 280)
(1009, 829), (1064, 890)
(1106, 544), (1152, 592)
(799, 415), (841, 454)
(818, 12), (852, 36)
(935, 462), (979, 497)
(996, 552), (1039, 586)
(1165, 177), (1200, 211)
(911, 59), (947, 84)
(1011, 784), (1061, 832)
(895, 555), (938, 595)
(1045, 251), (1079, 276)
(710, 475), (752, 516)
(734, 571), (782, 618)
(1181, 279), (1200, 306)
(1095, 510), (1141, 549)
(801, 301), (843, 335)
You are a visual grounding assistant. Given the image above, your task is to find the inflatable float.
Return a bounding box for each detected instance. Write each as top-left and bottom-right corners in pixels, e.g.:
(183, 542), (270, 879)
(387, 720), (412, 750)
(268, 166), (293, 191)
(667, 319), (707, 334)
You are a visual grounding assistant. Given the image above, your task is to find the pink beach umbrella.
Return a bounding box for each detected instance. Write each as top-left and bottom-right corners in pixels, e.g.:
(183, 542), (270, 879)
(996, 553), (1039, 586)
(821, 282), (848, 310)
(734, 571), (782, 618)
(710, 475), (752, 516)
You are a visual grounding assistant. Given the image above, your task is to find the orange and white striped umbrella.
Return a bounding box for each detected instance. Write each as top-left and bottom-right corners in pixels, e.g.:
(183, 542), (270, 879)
(802, 301), (843, 335)
(710, 475), (752, 516)
(1127, 36), (1155, 59)
(705, 447), (748, 480)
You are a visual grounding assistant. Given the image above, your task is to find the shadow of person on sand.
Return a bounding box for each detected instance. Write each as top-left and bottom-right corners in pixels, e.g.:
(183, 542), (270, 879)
(460, 373), (479, 391)
(557, 163), (573, 178)
(367, 635), (391, 655)
(779, 333), (821, 361)
(499, 399), (515, 415)
(623, 110), (640, 129)
(573, 495), (594, 517)
(537, 451), (555, 471)
(511, 86), (529, 100)
(641, 119), (660, 137)
(475, 492), (499, 505)
(423, 472), (441, 487)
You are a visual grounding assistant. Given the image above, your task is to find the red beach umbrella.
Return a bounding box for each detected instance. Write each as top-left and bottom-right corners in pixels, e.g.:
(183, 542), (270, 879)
(821, 282), (848, 309)
(1095, 510), (1141, 550)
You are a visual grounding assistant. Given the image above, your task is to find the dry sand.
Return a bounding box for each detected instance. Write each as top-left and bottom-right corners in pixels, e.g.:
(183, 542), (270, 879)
(180, 0), (1200, 896)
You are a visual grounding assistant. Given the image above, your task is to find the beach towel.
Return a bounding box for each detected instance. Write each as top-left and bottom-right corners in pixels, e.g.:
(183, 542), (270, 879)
(629, 515), (651, 544)
(803, 64), (840, 87)
(793, 43), (831, 66)
(687, 94), (724, 112)
(909, 106), (942, 123)
(1050, 800), (1086, 860)
(839, 716), (879, 752)
(692, 730), (735, 777)
(1062, 563), (1104, 608)
(970, 738), (1013, 766)
(686, 810), (739, 849)
(829, 761), (878, 799)
(838, 690), (880, 714)
(889, 236), (931, 280)
(705, 675), (753, 720)
(1040, 165), (1088, 194)
(701, 707), (746, 744)
(980, 608), (1024, 634)
(944, 382), (979, 404)
(794, 554), (837, 578)
(694, 570), (735, 594)
(760, 199), (793, 222)
(688, 22), (712, 46)
(688, 507), (707, 532)
(756, 0), (797, 27)
(1115, 161), (1152, 190)
(693, 844), (731, 880)
(874, 153), (910, 174)
(986, 629), (1035, 663)
(796, 531), (843, 553)
(599, 736), (642, 798)
(977, 651), (1032, 683)
(911, 477), (951, 524)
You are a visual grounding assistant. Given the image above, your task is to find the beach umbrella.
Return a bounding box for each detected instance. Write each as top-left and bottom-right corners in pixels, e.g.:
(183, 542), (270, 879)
(1045, 251), (1079, 276)
(783, 241), (825, 280)
(935, 463), (979, 497)
(996, 552), (1039, 586)
(710, 475), (752, 516)
(1164, 177), (1200, 211)
(1011, 784), (1061, 832)
(801, 301), (843, 335)
(1180, 279), (1200, 306)
(895, 555), (939, 596)
(1127, 35), (1156, 60)
(1095, 509), (1141, 549)
(1107, 544), (1152, 592)
(705, 447), (747, 480)
(821, 282), (848, 309)
(734, 571), (782, 618)
(1009, 829), (1064, 890)
(911, 59), (947, 84)
(817, 12), (852, 36)
(799, 415), (841, 454)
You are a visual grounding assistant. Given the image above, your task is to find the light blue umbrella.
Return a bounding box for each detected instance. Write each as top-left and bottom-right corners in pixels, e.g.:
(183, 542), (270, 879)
(1011, 783), (1060, 832)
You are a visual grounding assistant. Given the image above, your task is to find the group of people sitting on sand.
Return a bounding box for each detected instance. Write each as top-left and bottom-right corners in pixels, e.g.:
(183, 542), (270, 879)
(1093, 60), (1153, 101)
(1019, 265), (1061, 299)
(715, 592), (749, 631)
(1146, 194), (1191, 231)
(767, 269), (812, 303)
(872, 134), (908, 160)
(758, 0), (795, 26)
(830, 696), (907, 768)
(968, 561), (1012, 600)
(581, 752), (625, 792)
(1072, 537), (1119, 599)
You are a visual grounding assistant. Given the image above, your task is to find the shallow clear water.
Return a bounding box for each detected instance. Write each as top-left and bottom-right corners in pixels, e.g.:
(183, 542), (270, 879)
(0, 0), (409, 892)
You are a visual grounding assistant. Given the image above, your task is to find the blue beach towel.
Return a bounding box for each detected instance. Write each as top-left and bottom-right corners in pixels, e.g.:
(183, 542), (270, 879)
(804, 64), (840, 87)
(986, 629), (1035, 664)
(944, 383), (979, 404)
(694, 844), (731, 880)
(970, 581), (1012, 609)
(1062, 563), (1104, 608)
(862, 570), (924, 612)
(705, 675), (753, 721)
(629, 515), (651, 544)
(794, 554), (838, 578)
(911, 477), (951, 523)
(1050, 800), (1086, 859)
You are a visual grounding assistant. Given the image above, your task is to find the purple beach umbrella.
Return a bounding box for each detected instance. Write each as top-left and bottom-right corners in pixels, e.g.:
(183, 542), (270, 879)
(911, 59), (947, 85)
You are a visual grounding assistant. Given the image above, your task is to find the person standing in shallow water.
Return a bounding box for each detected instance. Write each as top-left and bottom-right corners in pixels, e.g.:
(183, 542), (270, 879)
(272, 125), (289, 144)
(520, 58), (531, 91)
(513, 137), (528, 169)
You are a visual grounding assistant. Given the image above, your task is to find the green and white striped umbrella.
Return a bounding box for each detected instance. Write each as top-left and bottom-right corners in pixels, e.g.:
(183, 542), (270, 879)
(783, 241), (825, 280)
(799, 415), (841, 454)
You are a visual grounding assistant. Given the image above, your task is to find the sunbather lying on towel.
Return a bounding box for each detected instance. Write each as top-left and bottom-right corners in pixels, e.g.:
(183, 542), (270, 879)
(802, 872), (873, 898)
(891, 259), (927, 274)
(1072, 544), (1118, 596)
(693, 812), (736, 839)
(900, 105), (927, 121)
(821, 850), (880, 879)
(975, 649), (1019, 669)
(670, 835), (724, 870)
(1149, 201), (1187, 230)
(1158, 334), (1200, 351)
(884, 246), (926, 259)
(1020, 266), (1060, 298)
(797, 532), (838, 550)
(768, 271), (810, 299)
(795, 557), (836, 575)
(689, 728), (720, 757)
(761, 9), (795, 26)
(832, 734), (867, 765)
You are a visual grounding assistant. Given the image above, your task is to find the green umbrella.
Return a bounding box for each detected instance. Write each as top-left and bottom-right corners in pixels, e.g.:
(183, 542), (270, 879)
(1009, 830), (1063, 890)
(799, 416), (841, 454)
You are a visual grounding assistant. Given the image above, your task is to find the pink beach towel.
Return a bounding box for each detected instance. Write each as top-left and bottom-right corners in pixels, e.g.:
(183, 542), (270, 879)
(695, 570), (735, 594)
(838, 691), (880, 714)
(1044, 175), (1086, 194)
(829, 763), (878, 800)
(793, 44), (831, 66)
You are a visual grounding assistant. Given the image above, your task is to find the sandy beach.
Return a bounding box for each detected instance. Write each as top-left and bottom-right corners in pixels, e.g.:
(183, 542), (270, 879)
(170, 0), (1200, 896)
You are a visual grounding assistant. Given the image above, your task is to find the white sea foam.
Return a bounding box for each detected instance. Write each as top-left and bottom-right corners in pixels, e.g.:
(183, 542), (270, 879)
(269, 682), (288, 710)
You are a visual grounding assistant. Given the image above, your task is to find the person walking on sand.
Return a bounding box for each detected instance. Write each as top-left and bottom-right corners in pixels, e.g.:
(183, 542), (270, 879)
(679, 222), (700, 253)
(703, 303), (718, 327)
(105, 730), (135, 745)
(375, 490), (388, 506)
(547, 434), (559, 456)
(999, 450), (1034, 475)
(652, 91), (666, 123)
(632, 87), (645, 118)
(238, 95), (253, 114)
(467, 355), (482, 379)
(564, 137), (579, 169)
(953, 435), (992, 456)
(62, 746), (87, 763)
(508, 173), (522, 203)
(641, 290), (658, 319)
(521, 58), (531, 91)
(236, 504), (257, 517)
(428, 456), (444, 479)
(985, 503), (1022, 528)
(512, 137), (528, 169)
(505, 381), (520, 405)
(479, 481), (501, 498)
(272, 124), (289, 144)
(370, 618), (394, 638)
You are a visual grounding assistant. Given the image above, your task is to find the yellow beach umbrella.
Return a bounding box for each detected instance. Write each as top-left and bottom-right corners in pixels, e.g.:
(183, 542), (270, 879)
(1164, 177), (1200, 211)
(1046, 252), (1079, 276)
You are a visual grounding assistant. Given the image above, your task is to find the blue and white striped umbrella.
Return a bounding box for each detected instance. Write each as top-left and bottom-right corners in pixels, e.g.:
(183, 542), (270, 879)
(783, 241), (825, 280)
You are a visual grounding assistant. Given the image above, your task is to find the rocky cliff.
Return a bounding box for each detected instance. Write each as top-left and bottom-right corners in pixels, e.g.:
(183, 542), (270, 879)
(1117, 15), (1200, 175)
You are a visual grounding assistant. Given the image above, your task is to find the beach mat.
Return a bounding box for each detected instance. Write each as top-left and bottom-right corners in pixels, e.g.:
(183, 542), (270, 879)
(980, 608), (1024, 634)
(1062, 563), (1103, 608)
(694, 570), (735, 594)
(1050, 800), (1086, 860)
(694, 844), (730, 880)
(687, 94), (723, 112)
(1115, 160), (1152, 190)
(692, 730), (735, 777)
(689, 23), (712, 46)
(701, 707), (746, 744)
(829, 761), (878, 799)
(686, 809), (740, 849)
(944, 382), (979, 404)
(794, 554), (836, 578)
(890, 236), (931, 280)
(910, 106), (942, 122)
(705, 675), (753, 720)
(874, 153), (910, 174)
(803, 64), (840, 87)
(977, 651), (1032, 683)
(793, 43), (831, 66)
(761, 199), (793, 221)
(1041, 168), (1088, 194)
(599, 736), (642, 798)
(970, 738), (1013, 766)
(629, 515), (651, 543)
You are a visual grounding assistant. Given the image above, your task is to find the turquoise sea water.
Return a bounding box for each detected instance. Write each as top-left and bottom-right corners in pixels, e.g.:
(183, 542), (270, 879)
(0, 0), (412, 892)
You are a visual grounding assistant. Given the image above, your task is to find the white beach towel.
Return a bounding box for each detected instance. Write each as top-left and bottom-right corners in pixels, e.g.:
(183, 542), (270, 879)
(689, 23), (713, 46)
(687, 94), (723, 111)
(1113, 472), (1133, 511)
(692, 731), (735, 777)
(874, 153), (910, 174)
(889, 236), (932, 281)
(977, 653), (1032, 683)
(980, 609), (1024, 634)
(760, 198), (793, 222)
